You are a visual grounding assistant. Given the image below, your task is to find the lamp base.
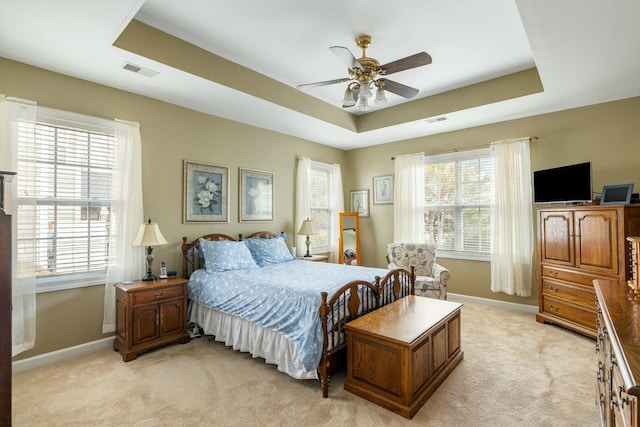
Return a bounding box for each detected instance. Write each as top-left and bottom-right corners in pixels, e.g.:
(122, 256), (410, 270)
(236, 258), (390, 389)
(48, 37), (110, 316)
(141, 273), (157, 282)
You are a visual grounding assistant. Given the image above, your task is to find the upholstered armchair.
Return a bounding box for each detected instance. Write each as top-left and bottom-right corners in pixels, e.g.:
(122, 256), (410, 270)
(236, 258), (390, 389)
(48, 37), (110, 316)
(386, 243), (450, 300)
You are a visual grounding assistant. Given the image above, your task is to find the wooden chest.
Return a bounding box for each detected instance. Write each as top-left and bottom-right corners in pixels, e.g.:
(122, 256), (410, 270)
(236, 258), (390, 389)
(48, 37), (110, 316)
(344, 296), (463, 419)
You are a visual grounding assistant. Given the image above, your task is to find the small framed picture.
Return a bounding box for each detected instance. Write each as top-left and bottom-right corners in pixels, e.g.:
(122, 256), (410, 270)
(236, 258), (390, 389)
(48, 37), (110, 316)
(239, 168), (274, 222)
(350, 190), (369, 217)
(373, 175), (393, 204)
(183, 160), (229, 223)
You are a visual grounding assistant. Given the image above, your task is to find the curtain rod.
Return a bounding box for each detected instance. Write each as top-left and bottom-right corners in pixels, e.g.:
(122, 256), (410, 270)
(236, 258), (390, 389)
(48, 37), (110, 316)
(390, 136), (538, 160)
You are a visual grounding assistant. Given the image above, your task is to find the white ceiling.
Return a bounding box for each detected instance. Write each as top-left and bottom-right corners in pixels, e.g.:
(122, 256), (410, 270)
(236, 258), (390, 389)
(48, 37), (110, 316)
(0, 0), (639, 150)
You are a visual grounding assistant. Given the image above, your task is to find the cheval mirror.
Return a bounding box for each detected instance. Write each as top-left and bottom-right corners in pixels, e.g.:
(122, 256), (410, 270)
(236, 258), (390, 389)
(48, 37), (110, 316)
(339, 212), (360, 265)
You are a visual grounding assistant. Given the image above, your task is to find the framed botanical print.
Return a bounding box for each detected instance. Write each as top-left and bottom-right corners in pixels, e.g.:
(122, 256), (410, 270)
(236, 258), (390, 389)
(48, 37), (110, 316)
(373, 174), (393, 204)
(239, 168), (274, 222)
(183, 160), (229, 223)
(350, 189), (369, 217)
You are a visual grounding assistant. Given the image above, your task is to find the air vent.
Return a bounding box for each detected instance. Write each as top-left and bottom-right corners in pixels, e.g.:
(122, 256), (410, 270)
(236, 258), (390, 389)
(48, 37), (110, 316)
(122, 62), (158, 78)
(425, 116), (447, 124)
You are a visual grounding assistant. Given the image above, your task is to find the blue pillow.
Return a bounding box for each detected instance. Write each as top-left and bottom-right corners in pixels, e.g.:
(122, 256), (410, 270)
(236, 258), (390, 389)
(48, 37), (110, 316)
(199, 238), (258, 273)
(244, 236), (294, 267)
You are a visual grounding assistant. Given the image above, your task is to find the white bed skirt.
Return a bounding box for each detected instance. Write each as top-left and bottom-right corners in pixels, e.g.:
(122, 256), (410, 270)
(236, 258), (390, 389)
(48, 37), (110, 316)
(189, 301), (319, 380)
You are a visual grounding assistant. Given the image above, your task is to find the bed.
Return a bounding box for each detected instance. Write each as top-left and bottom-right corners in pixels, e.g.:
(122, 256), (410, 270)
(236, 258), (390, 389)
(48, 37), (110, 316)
(181, 231), (415, 397)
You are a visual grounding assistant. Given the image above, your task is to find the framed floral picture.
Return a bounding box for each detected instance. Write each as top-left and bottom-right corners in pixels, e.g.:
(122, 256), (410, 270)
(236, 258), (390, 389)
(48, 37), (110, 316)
(239, 168), (274, 222)
(183, 160), (229, 223)
(373, 175), (393, 204)
(350, 189), (369, 217)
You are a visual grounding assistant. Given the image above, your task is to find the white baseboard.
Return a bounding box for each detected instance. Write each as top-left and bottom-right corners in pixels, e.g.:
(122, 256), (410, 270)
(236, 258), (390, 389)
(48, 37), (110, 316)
(448, 292), (538, 314)
(12, 337), (113, 374)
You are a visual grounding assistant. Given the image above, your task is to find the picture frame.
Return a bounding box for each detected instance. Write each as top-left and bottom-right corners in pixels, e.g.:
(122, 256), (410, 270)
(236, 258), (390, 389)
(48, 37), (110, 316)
(239, 168), (274, 222)
(350, 189), (370, 217)
(373, 175), (394, 204)
(600, 183), (634, 205)
(183, 160), (229, 223)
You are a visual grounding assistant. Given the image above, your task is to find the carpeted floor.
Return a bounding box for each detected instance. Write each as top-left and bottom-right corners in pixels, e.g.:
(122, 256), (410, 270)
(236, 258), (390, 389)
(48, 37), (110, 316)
(12, 301), (598, 426)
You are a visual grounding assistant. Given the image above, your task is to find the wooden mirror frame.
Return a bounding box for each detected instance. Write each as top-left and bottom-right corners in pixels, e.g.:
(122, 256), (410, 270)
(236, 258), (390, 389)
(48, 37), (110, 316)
(339, 212), (360, 266)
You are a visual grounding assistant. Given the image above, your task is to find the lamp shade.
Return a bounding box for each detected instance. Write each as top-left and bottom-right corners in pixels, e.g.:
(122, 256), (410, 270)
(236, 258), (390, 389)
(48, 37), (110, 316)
(132, 219), (168, 247)
(298, 218), (317, 236)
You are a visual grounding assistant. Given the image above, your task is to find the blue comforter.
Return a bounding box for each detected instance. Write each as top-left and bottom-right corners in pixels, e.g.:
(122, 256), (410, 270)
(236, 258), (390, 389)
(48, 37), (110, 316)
(188, 260), (388, 371)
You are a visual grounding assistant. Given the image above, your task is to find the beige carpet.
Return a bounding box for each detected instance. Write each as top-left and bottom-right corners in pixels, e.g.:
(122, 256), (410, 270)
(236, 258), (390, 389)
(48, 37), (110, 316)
(12, 301), (597, 426)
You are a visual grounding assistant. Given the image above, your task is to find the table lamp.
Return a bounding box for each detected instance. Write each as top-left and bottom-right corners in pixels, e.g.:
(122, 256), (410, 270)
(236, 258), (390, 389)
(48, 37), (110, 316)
(298, 218), (317, 257)
(132, 218), (168, 281)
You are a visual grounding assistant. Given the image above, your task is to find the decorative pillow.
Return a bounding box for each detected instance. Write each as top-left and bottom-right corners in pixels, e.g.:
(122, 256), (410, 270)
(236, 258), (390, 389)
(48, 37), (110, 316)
(244, 236), (294, 267)
(199, 238), (258, 273)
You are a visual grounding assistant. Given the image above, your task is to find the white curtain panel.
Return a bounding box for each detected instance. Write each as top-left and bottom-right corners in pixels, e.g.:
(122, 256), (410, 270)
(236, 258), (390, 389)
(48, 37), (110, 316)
(294, 157), (311, 258)
(393, 153), (425, 243)
(490, 137), (534, 296)
(328, 163), (344, 263)
(102, 119), (145, 333)
(0, 95), (37, 356)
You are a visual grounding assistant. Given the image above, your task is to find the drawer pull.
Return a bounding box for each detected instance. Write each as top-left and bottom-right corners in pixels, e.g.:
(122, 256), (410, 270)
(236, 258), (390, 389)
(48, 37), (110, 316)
(549, 305), (559, 312)
(549, 286), (559, 293)
(154, 291), (165, 299)
(549, 270), (558, 277)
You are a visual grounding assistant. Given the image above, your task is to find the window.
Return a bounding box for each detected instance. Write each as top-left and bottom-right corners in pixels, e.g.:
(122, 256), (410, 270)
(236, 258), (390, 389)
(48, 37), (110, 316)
(308, 161), (335, 252)
(424, 148), (495, 261)
(16, 108), (115, 291)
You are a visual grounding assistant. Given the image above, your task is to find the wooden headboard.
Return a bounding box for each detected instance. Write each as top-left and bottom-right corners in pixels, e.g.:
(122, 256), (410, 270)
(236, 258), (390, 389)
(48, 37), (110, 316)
(181, 231), (285, 278)
(181, 233), (237, 278)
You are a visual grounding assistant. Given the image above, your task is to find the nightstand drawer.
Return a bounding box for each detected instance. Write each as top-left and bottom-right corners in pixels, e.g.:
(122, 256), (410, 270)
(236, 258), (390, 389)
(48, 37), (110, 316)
(133, 285), (184, 305)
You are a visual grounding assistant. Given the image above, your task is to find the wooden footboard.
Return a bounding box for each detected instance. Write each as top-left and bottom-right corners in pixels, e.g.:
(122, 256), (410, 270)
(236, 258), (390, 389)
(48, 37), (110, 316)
(317, 267), (414, 398)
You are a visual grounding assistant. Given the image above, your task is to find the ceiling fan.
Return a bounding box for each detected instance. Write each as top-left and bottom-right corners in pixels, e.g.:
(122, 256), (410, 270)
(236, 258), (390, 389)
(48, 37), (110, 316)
(297, 35), (432, 112)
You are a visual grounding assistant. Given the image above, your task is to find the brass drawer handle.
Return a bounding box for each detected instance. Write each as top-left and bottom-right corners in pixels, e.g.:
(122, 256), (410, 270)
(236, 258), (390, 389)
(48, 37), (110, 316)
(548, 286), (559, 293)
(154, 291), (165, 299)
(549, 270), (558, 277)
(549, 305), (559, 312)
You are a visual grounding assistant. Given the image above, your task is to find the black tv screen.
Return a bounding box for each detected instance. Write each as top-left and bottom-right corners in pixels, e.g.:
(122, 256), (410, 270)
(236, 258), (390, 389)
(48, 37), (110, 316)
(533, 162), (592, 204)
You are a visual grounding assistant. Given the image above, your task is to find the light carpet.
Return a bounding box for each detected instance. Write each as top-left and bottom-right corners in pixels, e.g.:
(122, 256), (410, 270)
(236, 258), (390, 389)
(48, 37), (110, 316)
(12, 301), (597, 426)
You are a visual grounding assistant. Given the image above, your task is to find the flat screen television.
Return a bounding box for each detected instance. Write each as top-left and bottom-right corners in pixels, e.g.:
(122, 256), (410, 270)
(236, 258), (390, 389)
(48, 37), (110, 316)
(533, 162), (592, 204)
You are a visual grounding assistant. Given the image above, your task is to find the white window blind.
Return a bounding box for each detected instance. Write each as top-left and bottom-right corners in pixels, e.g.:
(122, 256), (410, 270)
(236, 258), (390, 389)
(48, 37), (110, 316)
(309, 161), (334, 252)
(16, 108), (115, 288)
(424, 148), (495, 260)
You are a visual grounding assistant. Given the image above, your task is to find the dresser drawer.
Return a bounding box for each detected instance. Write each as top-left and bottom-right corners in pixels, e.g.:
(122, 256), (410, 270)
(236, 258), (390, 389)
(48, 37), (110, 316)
(541, 265), (607, 287)
(133, 285), (184, 305)
(541, 278), (596, 308)
(542, 296), (597, 330)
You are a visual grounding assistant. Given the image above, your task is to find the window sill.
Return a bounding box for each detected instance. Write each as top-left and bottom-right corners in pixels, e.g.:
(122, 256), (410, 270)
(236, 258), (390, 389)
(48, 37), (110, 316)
(36, 272), (106, 293)
(437, 250), (490, 262)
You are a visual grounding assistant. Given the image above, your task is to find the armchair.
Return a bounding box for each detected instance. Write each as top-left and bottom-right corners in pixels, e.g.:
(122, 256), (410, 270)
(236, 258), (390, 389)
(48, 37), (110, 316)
(386, 243), (450, 300)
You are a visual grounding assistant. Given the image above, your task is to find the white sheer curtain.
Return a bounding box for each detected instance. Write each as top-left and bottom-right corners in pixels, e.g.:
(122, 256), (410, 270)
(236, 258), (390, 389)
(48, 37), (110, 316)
(294, 157), (311, 258)
(102, 119), (145, 333)
(490, 137), (534, 296)
(0, 95), (37, 356)
(328, 163), (344, 262)
(393, 153), (425, 243)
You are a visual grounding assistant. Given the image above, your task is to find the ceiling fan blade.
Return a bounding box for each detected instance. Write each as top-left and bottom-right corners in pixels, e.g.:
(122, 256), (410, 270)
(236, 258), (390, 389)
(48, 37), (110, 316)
(329, 46), (363, 70)
(379, 79), (419, 99)
(297, 78), (350, 90)
(381, 52), (432, 75)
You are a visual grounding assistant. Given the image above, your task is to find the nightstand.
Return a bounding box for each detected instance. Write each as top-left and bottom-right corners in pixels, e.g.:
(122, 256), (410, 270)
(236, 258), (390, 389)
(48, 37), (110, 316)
(297, 255), (329, 263)
(113, 277), (190, 362)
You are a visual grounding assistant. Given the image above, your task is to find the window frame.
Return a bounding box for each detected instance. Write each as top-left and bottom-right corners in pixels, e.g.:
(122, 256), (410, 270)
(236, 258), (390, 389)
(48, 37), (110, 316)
(424, 148), (494, 262)
(308, 160), (336, 254)
(17, 107), (115, 293)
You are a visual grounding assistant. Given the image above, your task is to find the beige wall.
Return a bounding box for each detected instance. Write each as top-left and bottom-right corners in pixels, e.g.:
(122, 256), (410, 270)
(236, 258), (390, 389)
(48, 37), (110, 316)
(345, 97), (640, 306)
(4, 56), (640, 359)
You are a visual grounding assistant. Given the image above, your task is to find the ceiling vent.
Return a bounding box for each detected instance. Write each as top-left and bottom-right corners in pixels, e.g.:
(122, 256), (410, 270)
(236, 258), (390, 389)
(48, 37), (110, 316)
(122, 62), (158, 78)
(425, 116), (447, 124)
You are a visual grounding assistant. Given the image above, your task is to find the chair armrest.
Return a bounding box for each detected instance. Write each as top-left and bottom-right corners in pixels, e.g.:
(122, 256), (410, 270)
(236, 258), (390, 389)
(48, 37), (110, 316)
(432, 262), (450, 287)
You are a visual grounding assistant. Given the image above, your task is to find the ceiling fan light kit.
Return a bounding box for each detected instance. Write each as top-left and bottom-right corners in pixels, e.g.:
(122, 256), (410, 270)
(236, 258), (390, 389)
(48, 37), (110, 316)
(298, 35), (432, 112)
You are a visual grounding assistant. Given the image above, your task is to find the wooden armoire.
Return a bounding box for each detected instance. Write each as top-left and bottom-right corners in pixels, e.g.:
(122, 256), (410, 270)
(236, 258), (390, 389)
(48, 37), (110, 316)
(0, 172), (13, 426)
(536, 204), (640, 338)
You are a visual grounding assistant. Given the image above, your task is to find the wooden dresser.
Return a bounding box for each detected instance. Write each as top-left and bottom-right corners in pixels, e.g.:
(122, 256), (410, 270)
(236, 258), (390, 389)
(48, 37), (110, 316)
(594, 280), (640, 427)
(536, 205), (640, 338)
